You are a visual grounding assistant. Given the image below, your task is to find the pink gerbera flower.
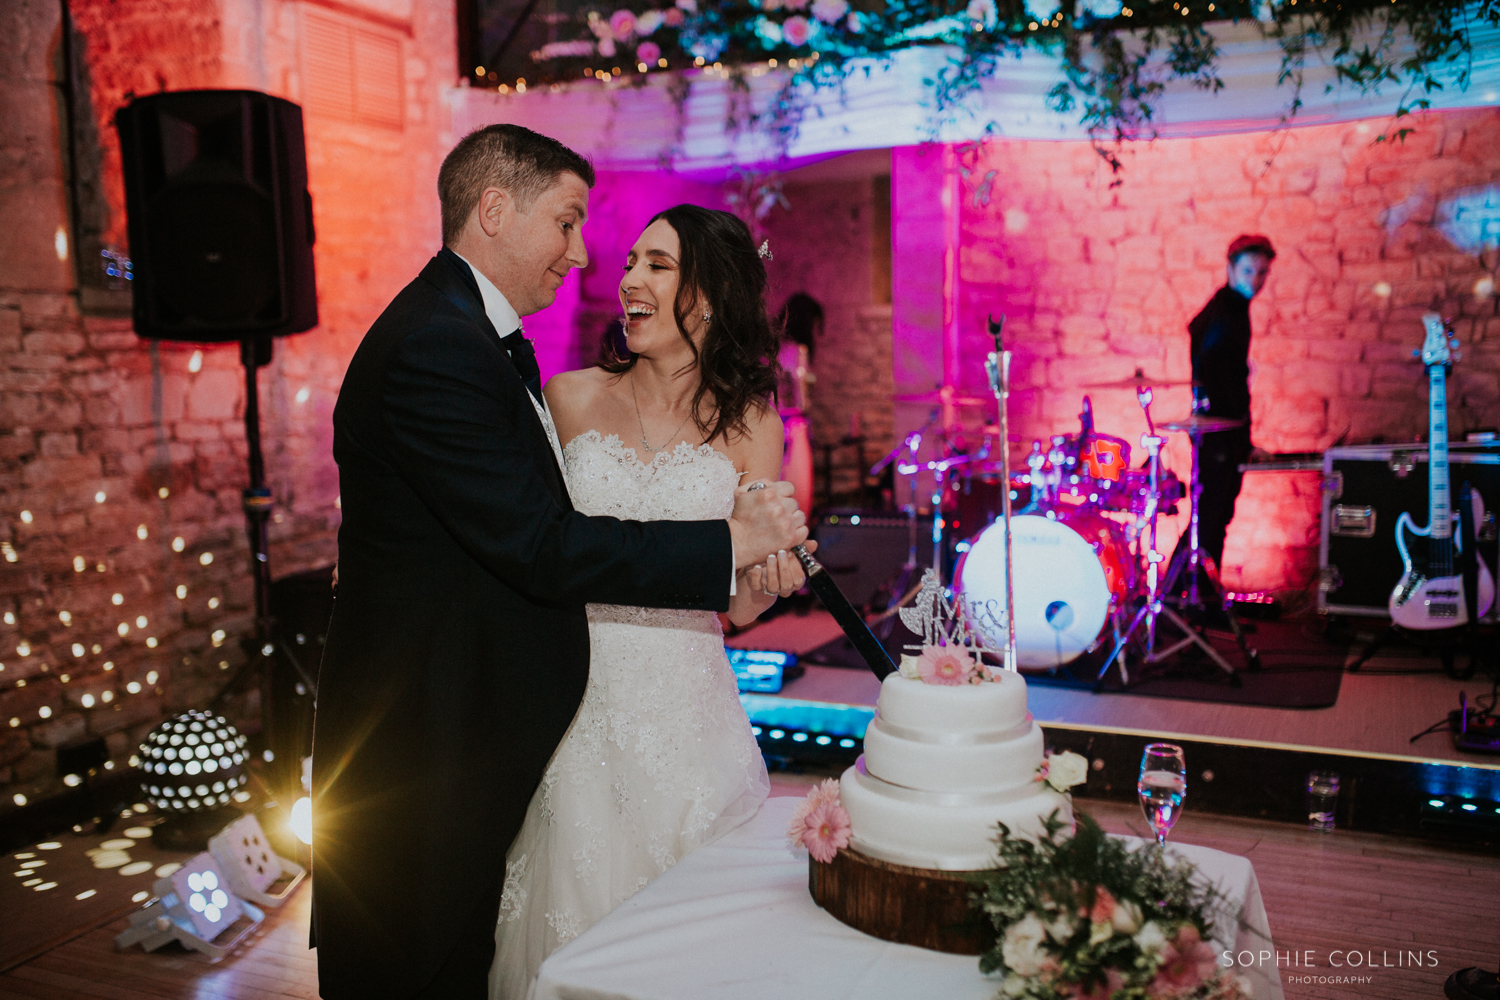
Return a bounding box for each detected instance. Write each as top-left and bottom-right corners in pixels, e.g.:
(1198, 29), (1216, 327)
(916, 645), (977, 685)
(799, 801), (851, 863)
(787, 778), (842, 848)
(781, 14), (812, 46)
(1151, 925), (1220, 993)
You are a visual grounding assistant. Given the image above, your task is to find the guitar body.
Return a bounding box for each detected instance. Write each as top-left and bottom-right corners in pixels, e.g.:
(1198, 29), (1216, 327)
(1386, 313), (1497, 630)
(1390, 509), (1496, 629)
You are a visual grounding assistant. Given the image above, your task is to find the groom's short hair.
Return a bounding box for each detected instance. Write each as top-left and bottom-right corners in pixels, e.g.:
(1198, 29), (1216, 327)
(439, 125), (596, 244)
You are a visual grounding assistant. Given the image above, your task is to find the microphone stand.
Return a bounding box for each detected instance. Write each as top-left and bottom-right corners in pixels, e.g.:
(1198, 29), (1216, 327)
(983, 315), (1017, 672)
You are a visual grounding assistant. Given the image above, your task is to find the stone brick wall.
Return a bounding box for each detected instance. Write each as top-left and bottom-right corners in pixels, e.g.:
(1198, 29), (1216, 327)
(0, 0), (456, 813)
(762, 174), (894, 501)
(893, 110), (1500, 595)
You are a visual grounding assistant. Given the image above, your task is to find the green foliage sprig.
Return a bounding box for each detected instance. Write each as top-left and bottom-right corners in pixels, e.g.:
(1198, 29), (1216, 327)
(505, 0), (1499, 172)
(969, 809), (1250, 1000)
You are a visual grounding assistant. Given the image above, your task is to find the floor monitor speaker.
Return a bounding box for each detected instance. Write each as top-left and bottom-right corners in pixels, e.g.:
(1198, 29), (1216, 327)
(115, 90), (317, 341)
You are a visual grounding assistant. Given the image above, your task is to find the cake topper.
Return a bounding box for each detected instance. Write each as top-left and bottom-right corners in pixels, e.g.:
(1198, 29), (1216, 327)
(898, 569), (1007, 662)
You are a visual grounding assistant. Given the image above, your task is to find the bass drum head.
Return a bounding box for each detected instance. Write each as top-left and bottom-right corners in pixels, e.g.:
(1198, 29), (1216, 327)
(953, 514), (1111, 669)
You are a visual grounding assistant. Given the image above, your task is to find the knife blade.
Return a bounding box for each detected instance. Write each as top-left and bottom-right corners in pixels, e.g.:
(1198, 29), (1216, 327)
(790, 544), (898, 681)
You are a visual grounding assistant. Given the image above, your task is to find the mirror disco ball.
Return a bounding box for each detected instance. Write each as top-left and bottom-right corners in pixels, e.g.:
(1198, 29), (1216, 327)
(138, 710), (249, 813)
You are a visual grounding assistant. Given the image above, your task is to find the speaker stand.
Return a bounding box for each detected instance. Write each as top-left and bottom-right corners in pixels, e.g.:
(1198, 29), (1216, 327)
(211, 336), (295, 791)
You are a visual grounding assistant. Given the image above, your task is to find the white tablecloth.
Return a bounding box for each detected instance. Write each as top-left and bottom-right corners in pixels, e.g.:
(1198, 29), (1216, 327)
(535, 797), (1285, 1000)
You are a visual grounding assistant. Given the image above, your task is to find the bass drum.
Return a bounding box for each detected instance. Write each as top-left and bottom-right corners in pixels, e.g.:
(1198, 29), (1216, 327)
(953, 511), (1131, 669)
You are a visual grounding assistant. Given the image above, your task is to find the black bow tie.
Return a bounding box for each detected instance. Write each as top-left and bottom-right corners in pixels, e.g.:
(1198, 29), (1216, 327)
(500, 329), (542, 404)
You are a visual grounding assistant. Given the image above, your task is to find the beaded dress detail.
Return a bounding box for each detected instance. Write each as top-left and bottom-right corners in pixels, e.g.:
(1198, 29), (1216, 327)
(490, 431), (769, 1000)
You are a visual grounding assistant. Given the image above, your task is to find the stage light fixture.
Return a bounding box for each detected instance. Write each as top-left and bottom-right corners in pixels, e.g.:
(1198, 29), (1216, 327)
(114, 851), (264, 958)
(207, 813), (306, 908)
(290, 796), (313, 845)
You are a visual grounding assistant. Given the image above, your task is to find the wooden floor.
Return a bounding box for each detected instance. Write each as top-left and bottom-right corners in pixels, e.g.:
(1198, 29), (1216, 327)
(732, 610), (1500, 768)
(6, 788), (1495, 1000)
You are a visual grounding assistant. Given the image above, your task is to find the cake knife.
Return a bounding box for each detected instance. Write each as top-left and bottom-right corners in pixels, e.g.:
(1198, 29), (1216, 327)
(746, 481), (897, 680)
(789, 543), (898, 681)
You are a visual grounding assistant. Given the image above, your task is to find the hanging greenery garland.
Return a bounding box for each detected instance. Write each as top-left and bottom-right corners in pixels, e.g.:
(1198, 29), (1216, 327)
(505, 0), (1500, 169)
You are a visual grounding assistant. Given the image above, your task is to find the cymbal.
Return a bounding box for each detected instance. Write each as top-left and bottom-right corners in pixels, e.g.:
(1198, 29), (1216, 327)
(1160, 414), (1246, 434)
(893, 391), (993, 408)
(1081, 368), (1198, 390)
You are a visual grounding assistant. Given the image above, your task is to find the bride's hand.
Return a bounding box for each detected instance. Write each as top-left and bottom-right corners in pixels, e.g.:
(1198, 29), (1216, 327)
(745, 549), (807, 598)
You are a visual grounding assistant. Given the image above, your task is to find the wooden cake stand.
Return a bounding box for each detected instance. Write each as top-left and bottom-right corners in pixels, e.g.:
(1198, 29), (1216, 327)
(809, 848), (994, 954)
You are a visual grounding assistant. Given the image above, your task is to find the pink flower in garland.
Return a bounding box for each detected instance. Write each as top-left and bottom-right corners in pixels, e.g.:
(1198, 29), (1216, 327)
(916, 645), (977, 685)
(1150, 925), (1220, 993)
(636, 41), (661, 64)
(810, 0), (848, 24)
(799, 801), (851, 862)
(609, 9), (638, 40)
(781, 14), (812, 46)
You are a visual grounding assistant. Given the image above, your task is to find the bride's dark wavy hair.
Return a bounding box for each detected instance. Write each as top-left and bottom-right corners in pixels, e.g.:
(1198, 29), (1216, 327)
(599, 205), (781, 444)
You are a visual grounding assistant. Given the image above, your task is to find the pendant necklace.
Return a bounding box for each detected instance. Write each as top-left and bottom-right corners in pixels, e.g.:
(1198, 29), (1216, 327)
(630, 370), (695, 455)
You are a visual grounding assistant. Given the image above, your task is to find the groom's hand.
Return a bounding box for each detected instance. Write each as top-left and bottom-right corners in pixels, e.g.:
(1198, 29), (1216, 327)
(728, 480), (808, 569)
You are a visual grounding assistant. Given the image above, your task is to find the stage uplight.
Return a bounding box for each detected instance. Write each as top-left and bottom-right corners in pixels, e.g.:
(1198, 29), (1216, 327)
(207, 813), (307, 908)
(290, 797), (312, 845)
(115, 851), (265, 958)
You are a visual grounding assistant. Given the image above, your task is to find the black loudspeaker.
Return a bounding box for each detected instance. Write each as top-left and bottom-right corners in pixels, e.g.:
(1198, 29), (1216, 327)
(809, 510), (934, 608)
(115, 90), (317, 341)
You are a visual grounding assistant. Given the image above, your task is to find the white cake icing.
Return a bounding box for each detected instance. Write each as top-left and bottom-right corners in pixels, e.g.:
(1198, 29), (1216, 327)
(840, 669), (1072, 871)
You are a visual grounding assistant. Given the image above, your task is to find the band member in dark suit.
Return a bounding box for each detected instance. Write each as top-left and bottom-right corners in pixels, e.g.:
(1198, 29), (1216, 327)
(1184, 234), (1275, 569)
(311, 125), (806, 1000)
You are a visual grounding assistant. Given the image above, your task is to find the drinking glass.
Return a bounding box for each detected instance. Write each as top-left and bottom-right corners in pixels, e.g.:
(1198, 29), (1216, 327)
(1306, 770), (1339, 832)
(1138, 743), (1187, 846)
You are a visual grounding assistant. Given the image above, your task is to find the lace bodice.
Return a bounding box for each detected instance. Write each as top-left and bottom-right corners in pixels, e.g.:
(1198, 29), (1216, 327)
(562, 429), (740, 522)
(491, 428), (769, 1000)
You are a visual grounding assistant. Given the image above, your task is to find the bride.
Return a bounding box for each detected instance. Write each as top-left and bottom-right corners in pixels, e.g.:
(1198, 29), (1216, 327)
(489, 204), (801, 999)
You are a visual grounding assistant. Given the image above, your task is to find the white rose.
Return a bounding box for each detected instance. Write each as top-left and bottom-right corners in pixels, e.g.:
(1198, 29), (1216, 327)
(898, 653), (922, 680)
(1112, 898), (1143, 935)
(1045, 751), (1088, 792)
(1089, 920), (1113, 945)
(1001, 974), (1029, 998)
(1001, 914), (1049, 976)
(1134, 920), (1168, 954)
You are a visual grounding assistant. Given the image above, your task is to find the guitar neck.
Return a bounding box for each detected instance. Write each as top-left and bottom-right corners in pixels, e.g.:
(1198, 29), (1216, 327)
(1427, 363), (1453, 575)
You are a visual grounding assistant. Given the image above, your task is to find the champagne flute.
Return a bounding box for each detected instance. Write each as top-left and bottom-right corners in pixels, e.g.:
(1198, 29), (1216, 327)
(1137, 743), (1187, 846)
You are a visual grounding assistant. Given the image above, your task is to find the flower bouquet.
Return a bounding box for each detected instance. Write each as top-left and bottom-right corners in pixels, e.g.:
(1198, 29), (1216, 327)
(971, 811), (1250, 1000)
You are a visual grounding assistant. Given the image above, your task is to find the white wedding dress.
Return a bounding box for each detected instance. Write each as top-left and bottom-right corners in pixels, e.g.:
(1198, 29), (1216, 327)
(489, 430), (770, 1000)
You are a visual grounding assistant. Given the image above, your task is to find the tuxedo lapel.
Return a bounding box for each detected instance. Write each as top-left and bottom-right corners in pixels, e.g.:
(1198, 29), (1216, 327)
(418, 251), (571, 507)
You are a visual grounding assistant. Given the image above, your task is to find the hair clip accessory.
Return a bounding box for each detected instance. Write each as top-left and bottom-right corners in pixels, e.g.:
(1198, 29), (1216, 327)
(757, 240), (773, 261)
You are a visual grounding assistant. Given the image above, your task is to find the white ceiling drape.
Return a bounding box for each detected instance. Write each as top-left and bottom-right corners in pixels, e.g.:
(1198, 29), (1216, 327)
(448, 13), (1500, 174)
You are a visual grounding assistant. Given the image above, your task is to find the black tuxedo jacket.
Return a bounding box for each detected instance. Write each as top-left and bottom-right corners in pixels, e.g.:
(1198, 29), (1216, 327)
(311, 250), (731, 997)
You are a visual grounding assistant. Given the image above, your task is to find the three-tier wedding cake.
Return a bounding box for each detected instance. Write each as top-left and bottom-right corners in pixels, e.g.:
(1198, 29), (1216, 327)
(838, 666), (1071, 871)
(803, 573), (1081, 954)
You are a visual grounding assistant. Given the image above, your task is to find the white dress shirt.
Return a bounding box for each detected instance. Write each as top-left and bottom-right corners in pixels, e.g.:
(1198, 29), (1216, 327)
(453, 252), (738, 596)
(454, 253), (569, 489)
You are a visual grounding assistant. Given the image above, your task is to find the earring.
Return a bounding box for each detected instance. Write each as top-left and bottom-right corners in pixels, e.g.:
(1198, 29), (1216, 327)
(703, 310), (712, 323)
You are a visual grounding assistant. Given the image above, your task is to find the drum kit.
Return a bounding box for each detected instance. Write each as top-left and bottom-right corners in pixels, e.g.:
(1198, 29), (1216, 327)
(874, 364), (1258, 685)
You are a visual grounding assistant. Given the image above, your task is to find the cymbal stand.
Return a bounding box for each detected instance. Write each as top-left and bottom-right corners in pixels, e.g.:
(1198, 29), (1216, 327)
(983, 313), (1017, 671)
(872, 419), (933, 637)
(1155, 425), (1258, 672)
(1097, 386), (1244, 686)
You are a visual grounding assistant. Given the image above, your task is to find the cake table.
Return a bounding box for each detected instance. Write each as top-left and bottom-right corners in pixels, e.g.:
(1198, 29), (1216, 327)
(532, 797), (1286, 1000)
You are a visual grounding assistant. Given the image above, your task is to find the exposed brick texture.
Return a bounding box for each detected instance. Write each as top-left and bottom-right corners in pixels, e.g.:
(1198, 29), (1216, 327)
(0, 0), (456, 813)
(907, 112), (1500, 595)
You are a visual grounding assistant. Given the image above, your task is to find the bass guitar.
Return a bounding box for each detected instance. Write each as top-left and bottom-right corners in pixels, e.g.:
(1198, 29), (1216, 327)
(1388, 313), (1495, 628)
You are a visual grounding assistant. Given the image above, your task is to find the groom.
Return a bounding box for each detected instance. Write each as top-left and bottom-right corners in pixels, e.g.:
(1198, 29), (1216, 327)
(311, 124), (807, 999)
